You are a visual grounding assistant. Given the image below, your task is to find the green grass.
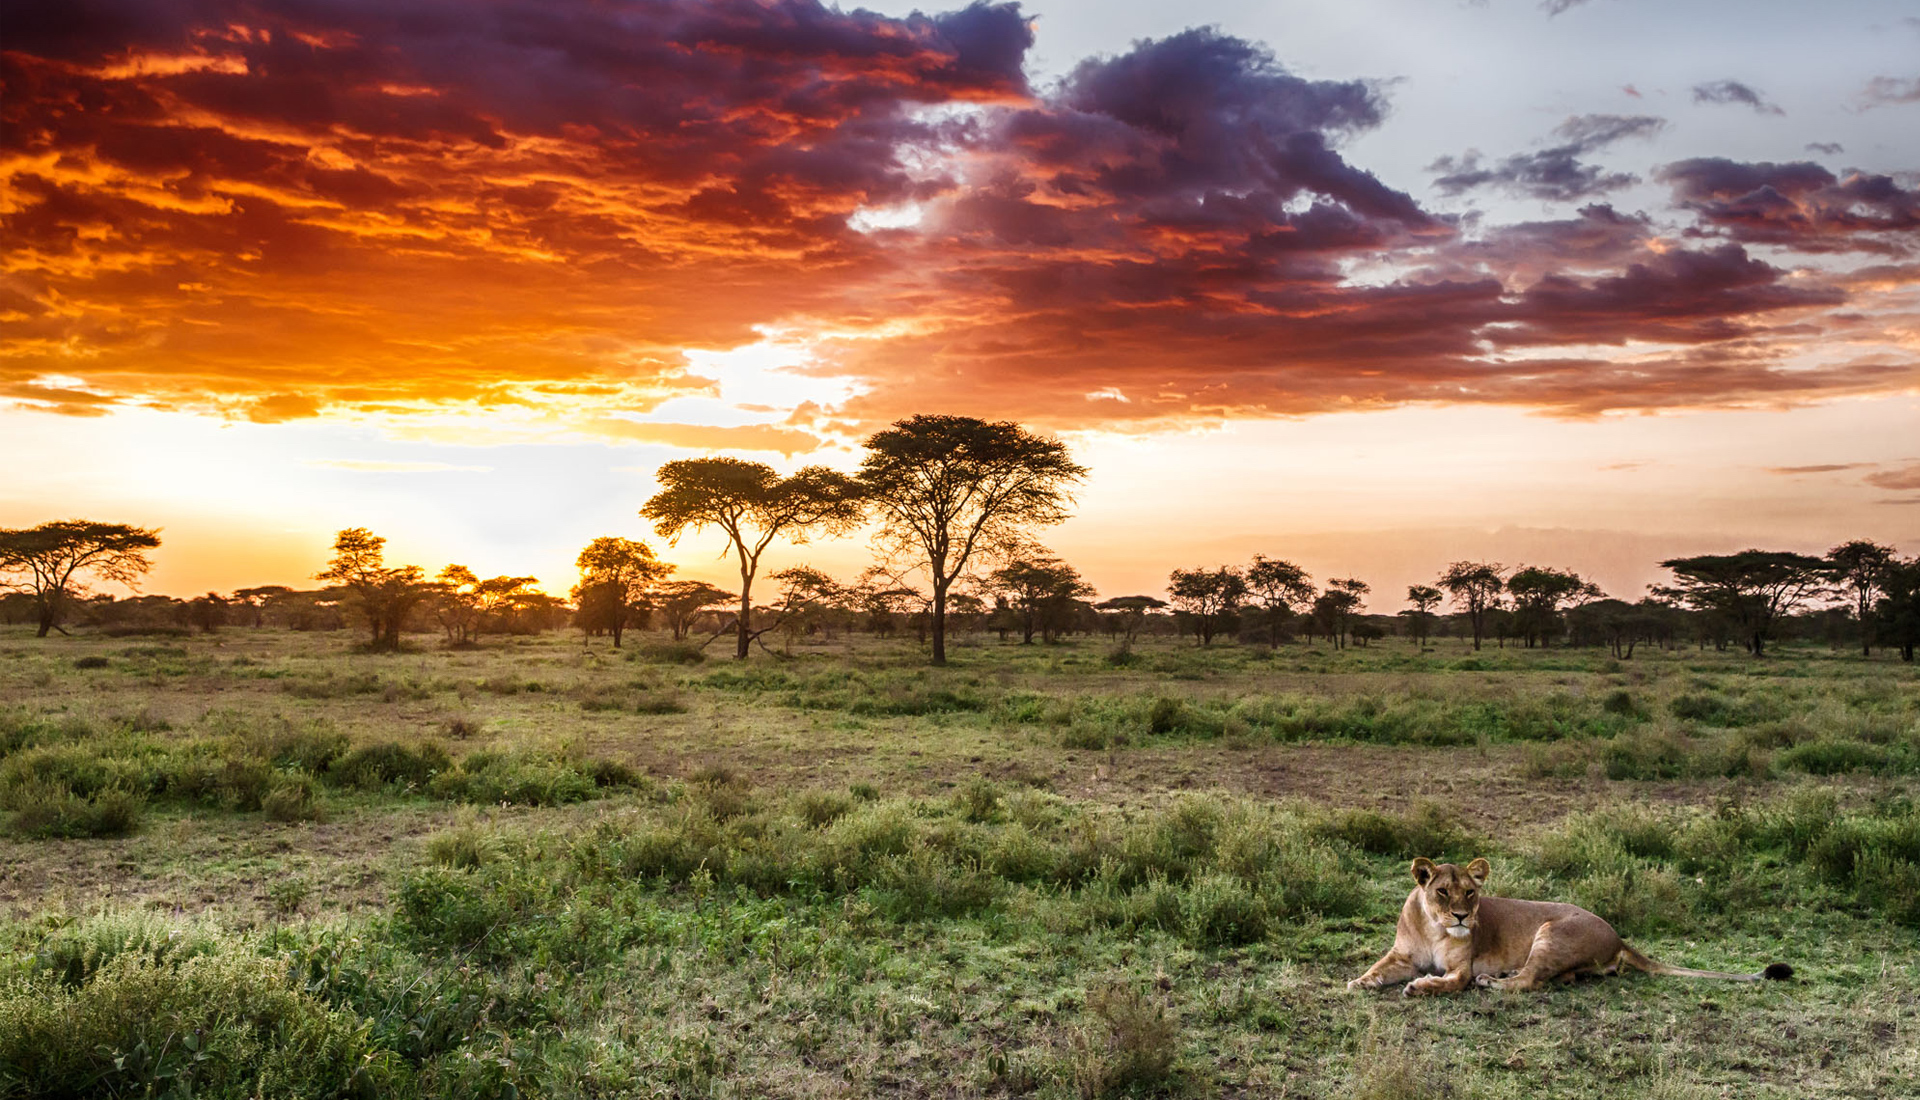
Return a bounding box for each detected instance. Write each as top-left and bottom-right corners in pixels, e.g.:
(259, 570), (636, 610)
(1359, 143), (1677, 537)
(0, 626), (1916, 1097)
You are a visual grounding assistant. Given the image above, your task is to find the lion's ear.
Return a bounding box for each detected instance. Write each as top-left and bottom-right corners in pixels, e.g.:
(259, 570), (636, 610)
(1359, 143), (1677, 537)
(1410, 857), (1436, 886)
(1466, 858), (1490, 885)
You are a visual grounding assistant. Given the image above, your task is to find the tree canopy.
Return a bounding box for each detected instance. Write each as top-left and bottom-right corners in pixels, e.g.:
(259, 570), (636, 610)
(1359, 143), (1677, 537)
(0, 520), (161, 637)
(571, 536), (671, 647)
(1505, 566), (1601, 648)
(1438, 561), (1505, 651)
(1656, 550), (1828, 657)
(642, 457), (863, 659)
(1245, 555), (1314, 648)
(987, 551), (1094, 644)
(315, 527), (430, 651)
(859, 415), (1086, 664)
(1827, 540), (1897, 657)
(1167, 566), (1246, 646)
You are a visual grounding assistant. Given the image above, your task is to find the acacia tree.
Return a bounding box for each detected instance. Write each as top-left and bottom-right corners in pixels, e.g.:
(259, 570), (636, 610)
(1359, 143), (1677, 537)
(1244, 555), (1314, 648)
(1878, 556), (1920, 662)
(1656, 550), (1828, 657)
(1313, 577), (1369, 649)
(988, 552), (1094, 644)
(1096, 596), (1167, 643)
(572, 536), (671, 647)
(0, 520), (161, 637)
(653, 580), (734, 641)
(1827, 540), (1897, 657)
(1438, 561), (1505, 651)
(642, 458), (863, 660)
(434, 565), (483, 643)
(1168, 566), (1246, 646)
(315, 527), (430, 651)
(229, 585), (293, 628)
(1402, 584), (1443, 647)
(1505, 566), (1602, 648)
(859, 415), (1087, 665)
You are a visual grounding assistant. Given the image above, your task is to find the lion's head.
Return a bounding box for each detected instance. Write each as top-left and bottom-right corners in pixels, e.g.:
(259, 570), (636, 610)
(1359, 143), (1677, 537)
(1410, 857), (1490, 939)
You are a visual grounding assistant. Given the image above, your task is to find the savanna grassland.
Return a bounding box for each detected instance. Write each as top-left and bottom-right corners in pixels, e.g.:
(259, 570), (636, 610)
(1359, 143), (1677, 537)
(2, 627), (1918, 1099)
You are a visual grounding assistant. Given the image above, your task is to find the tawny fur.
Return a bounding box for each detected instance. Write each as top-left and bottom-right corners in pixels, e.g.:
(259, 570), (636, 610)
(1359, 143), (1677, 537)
(1346, 857), (1792, 996)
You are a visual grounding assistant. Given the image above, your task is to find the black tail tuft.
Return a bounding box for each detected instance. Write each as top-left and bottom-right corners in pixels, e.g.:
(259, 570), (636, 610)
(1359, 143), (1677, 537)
(1762, 963), (1794, 981)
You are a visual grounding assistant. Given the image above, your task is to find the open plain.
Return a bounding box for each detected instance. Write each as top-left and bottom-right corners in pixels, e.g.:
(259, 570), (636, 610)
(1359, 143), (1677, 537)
(2, 626), (1916, 1098)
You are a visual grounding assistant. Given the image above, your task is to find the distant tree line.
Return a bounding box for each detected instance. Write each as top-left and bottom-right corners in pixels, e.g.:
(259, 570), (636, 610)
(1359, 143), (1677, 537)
(6, 424), (1920, 662)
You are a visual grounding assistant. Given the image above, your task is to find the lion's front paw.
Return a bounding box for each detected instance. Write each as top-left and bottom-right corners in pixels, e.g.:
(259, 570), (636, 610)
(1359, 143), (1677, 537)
(1473, 973), (1496, 989)
(1400, 980), (1423, 997)
(1347, 976), (1381, 991)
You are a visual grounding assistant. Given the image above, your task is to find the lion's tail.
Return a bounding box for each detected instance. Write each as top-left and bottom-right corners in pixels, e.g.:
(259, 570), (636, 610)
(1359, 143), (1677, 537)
(1616, 944), (1793, 983)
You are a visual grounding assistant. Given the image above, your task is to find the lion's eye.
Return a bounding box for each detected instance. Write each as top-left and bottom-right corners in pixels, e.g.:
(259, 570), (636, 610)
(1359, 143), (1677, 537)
(1464, 891), (1475, 901)
(1436, 889), (1449, 900)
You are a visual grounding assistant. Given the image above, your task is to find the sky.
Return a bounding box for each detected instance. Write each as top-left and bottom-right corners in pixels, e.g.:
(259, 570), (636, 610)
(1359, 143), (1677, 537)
(2, 0), (1917, 608)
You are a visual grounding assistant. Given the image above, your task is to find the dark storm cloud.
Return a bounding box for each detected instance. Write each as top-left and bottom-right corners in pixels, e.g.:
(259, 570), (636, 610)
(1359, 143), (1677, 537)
(1430, 114), (1663, 202)
(1691, 80), (1785, 115)
(1660, 158), (1920, 254)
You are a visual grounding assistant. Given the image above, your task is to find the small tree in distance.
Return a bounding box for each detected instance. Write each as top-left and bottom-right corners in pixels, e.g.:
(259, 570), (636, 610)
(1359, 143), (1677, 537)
(1439, 561), (1505, 651)
(1505, 566), (1601, 648)
(1168, 566), (1246, 646)
(988, 551), (1094, 644)
(1656, 550), (1827, 657)
(1096, 596), (1167, 643)
(572, 536), (671, 647)
(653, 580), (734, 641)
(1402, 584), (1442, 647)
(1827, 540), (1896, 657)
(0, 520), (161, 637)
(315, 527), (429, 651)
(1245, 555), (1314, 648)
(1314, 577), (1370, 649)
(859, 415), (1087, 665)
(642, 457), (864, 660)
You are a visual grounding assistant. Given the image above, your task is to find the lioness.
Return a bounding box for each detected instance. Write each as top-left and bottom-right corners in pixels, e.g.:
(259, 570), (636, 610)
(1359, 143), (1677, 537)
(1348, 857), (1793, 995)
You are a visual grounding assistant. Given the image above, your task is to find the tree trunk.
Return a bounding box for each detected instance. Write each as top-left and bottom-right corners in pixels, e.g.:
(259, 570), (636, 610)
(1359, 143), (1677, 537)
(931, 583), (948, 665)
(735, 576), (753, 660)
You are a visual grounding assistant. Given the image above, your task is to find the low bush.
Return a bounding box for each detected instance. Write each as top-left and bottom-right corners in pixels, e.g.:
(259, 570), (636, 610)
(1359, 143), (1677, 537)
(5, 780), (143, 838)
(263, 774), (327, 822)
(329, 740), (451, 791)
(0, 950), (385, 1098)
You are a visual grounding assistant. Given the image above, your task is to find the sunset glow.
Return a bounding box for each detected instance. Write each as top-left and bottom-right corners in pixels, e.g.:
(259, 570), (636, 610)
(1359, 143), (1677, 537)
(3, 0), (1917, 602)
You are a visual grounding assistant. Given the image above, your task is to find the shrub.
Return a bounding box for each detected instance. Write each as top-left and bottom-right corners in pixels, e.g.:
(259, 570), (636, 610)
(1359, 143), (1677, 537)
(1315, 801), (1470, 860)
(635, 641), (708, 665)
(262, 775), (326, 822)
(956, 778), (1002, 823)
(1147, 696), (1184, 735)
(1601, 689), (1639, 716)
(425, 818), (508, 869)
(795, 790), (854, 828)
(329, 741), (451, 791)
(72, 655), (110, 670)
(445, 716), (483, 740)
(33, 910), (223, 987)
(1067, 979), (1181, 1099)
(429, 750), (603, 807)
(6, 780), (144, 839)
(0, 951), (384, 1097)
(1181, 872), (1268, 946)
(1779, 739), (1897, 776)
